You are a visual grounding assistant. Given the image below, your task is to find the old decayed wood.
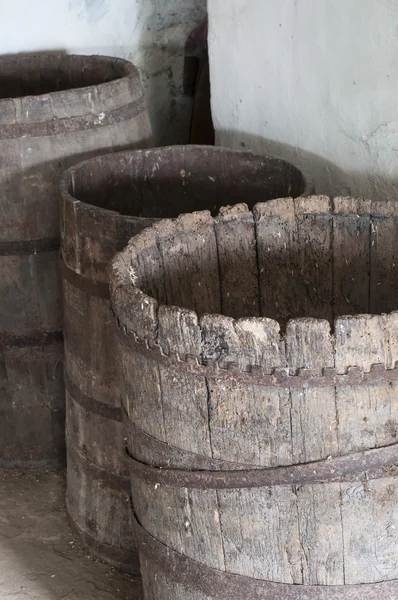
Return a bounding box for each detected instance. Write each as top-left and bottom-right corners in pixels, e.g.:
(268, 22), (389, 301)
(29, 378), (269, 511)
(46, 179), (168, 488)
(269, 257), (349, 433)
(111, 197), (398, 598)
(61, 147), (305, 572)
(0, 53), (151, 467)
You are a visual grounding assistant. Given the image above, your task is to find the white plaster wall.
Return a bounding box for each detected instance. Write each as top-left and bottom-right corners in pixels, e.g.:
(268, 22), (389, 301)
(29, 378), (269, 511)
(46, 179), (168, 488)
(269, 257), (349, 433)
(208, 0), (398, 200)
(0, 0), (207, 144)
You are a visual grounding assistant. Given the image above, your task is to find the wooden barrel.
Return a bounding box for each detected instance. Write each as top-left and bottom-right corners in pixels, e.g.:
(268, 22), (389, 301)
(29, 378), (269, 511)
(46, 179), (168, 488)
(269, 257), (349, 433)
(60, 145), (306, 572)
(112, 196), (398, 599)
(0, 53), (151, 467)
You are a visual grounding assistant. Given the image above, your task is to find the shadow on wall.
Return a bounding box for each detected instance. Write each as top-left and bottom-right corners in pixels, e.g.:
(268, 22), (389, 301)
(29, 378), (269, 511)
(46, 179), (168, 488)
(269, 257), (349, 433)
(184, 17), (215, 145)
(216, 130), (398, 200)
(131, 0), (207, 145)
(0, 50), (67, 57)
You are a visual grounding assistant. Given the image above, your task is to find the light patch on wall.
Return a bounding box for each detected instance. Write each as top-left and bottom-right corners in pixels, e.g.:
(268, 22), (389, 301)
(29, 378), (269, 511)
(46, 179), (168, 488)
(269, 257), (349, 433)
(84, 0), (108, 24)
(68, 0), (81, 10)
(68, 0), (108, 24)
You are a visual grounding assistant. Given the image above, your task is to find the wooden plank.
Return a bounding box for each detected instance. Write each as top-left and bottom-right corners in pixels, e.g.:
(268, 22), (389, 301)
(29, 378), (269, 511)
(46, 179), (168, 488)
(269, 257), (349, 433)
(122, 350), (166, 441)
(370, 200), (398, 315)
(296, 483), (344, 585)
(333, 197), (371, 318)
(294, 196), (333, 323)
(200, 310), (302, 582)
(218, 487), (303, 583)
(201, 313), (284, 370)
(116, 223), (166, 437)
(385, 312), (398, 370)
(130, 303), (226, 581)
(157, 305), (212, 458)
(334, 315), (389, 454)
(129, 330), (226, 593)
(254, 196), (333, 327)
(334, 313), (398, 583)
(341, 477), (398, 584)
(132, 478), (226, 571)
(201, 314), (291, 466)
(215, 204), (260, 319)
(63, 284), (117, 404)
(127, 223), (168, 303)
(158, 211), (221, 316)
(139, 553), (210, 600)
(121, 220), (227, 581)
(66, 448), (136, 570)
(285, 318), (343, 585)
(254, 197), (297, 328)
(286, 319), (338, 463)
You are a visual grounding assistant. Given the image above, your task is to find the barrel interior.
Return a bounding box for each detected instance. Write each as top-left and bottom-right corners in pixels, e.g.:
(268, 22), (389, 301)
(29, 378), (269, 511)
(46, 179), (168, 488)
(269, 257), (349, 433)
(66, 147), (306, 218)
(0, 54), (128, 99)
(131, 198), (398, 329)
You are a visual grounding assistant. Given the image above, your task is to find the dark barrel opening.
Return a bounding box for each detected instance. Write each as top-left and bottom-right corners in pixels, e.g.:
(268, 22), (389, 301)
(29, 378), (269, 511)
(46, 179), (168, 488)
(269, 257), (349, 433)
(65, 146), (307, 218)
(128, 199), (398, 330)
(0, 54), (130, 99)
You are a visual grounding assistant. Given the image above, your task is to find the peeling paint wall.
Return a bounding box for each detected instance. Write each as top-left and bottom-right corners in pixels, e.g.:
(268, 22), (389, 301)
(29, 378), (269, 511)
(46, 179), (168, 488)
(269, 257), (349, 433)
(208, 0), (398, 200)
(0, 0), (207, 144)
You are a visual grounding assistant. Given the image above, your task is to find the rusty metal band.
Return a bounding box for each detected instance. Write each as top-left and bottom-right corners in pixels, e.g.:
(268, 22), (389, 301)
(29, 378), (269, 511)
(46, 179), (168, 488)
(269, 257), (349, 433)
(67, 511), (140, 575)
(60, 257), (110, 299)
(126, 440), (398, 489)
(65, 370), (122, 422)
(118, 329), (398, 389)
(123, 409), (252, 472)
(132, 514), (398, 600)
(0, 237), (59, 256)
(0, 95), (146, 140)
(66, 442), (130, 493)
(0, 329), (63, 350)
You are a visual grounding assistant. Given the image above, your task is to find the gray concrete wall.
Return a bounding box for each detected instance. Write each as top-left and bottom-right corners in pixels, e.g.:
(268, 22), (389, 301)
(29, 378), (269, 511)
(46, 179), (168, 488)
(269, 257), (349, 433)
(208, 0), (398, 200)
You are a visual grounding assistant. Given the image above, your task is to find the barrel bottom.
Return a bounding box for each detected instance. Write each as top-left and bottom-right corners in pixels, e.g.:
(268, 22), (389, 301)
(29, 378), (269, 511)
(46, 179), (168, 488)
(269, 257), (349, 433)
(67, 511), (140, 574)
(140, 555), (211, 600)
(66, 445), (139, 574)
(0, 341), (65, 467)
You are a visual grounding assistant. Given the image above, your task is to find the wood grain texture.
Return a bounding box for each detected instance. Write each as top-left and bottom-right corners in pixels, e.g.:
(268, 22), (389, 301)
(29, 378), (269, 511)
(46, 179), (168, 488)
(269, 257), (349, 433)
(65, 146), (304, 572)
(111, 196), (398, 596)
(127, 212), (226, 581)
(332, 197), (371, 318)
(0, 53), (151, 468)
(215, 204), (260, 318)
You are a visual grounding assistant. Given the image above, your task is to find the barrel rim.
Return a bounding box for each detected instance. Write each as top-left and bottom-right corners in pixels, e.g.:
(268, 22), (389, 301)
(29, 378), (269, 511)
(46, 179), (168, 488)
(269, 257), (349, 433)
(59, 144), (310, 224)
(0, 53), (140, 124)
(110, 197), (398, 382)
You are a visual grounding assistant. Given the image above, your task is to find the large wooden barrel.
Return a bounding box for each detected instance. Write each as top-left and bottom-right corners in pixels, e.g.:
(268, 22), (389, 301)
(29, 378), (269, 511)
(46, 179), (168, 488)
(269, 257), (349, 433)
(0, 54), (151, 467)
(112, 196), (398, 599)
(60, 145), (306, 572)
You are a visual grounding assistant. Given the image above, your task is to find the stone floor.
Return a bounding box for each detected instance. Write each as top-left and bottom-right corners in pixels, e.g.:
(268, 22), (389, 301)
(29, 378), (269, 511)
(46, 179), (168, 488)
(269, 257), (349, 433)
(0, 469), (142, 600)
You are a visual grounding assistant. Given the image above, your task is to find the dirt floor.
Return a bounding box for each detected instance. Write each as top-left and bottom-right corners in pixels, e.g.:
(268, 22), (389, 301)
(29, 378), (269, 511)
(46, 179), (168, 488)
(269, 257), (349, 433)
(0, 469), (143, 600)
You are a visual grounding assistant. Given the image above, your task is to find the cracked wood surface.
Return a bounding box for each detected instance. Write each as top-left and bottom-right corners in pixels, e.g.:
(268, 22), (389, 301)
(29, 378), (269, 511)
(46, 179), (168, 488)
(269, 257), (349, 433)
(112, 197), (398, 598)
(61, 146), (305, 571)
(0, 53), (152, 468)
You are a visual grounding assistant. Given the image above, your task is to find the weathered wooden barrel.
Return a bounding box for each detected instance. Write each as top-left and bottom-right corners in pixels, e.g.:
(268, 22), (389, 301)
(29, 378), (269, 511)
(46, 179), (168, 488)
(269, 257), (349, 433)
(0, 53), (151, 467)
(60, 145), (306, 572)
(112, 196), (398, 599)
